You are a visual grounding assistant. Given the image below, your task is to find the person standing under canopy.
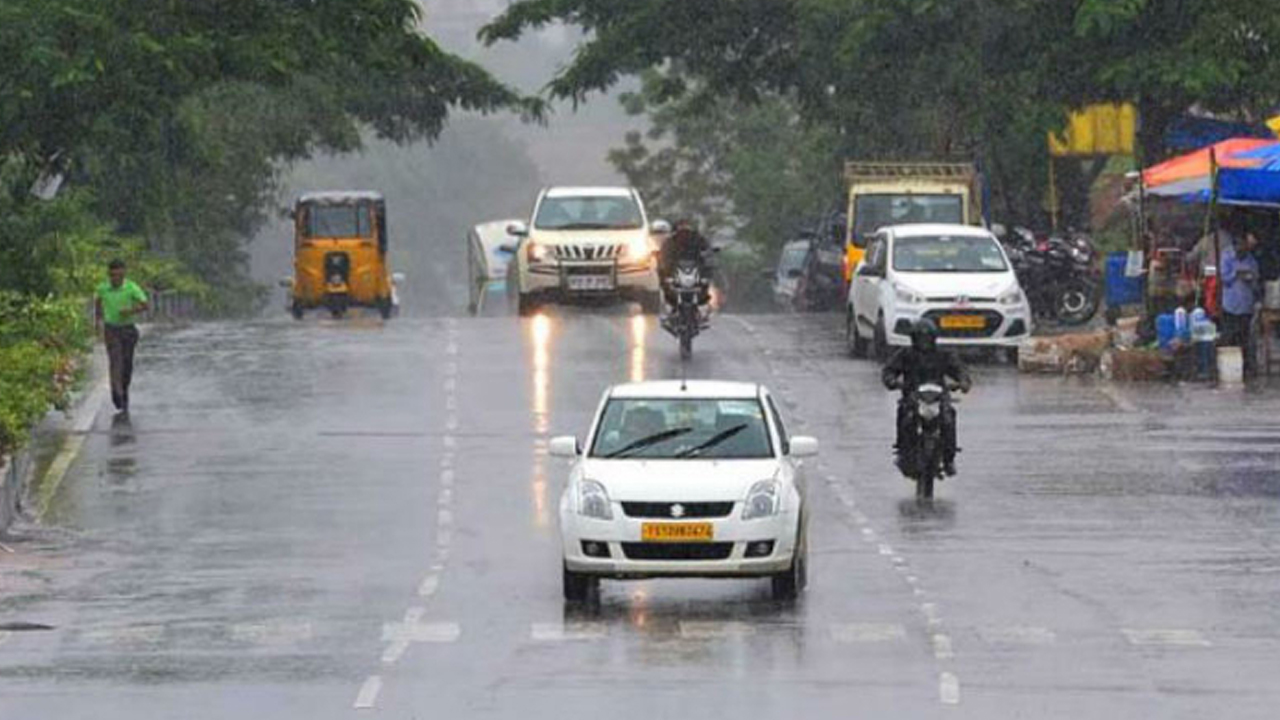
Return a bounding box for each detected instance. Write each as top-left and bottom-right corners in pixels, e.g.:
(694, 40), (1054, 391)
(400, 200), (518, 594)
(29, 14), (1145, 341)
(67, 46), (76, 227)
(1219, 231), (1261, 378)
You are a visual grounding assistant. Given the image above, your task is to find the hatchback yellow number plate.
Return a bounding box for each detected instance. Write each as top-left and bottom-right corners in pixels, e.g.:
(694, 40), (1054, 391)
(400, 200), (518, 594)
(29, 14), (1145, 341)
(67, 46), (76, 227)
(641, 522), (714, 542)
(940, 314), (985, 330)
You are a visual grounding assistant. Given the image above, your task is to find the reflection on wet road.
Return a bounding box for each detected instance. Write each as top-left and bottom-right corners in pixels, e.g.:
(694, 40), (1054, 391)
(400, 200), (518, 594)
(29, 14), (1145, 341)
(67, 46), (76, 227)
(1, 311), (1278, 719)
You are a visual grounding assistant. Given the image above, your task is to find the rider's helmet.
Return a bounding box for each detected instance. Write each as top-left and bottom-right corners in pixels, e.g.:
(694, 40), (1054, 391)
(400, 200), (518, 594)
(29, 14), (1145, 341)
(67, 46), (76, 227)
(910, 319), (939, 352)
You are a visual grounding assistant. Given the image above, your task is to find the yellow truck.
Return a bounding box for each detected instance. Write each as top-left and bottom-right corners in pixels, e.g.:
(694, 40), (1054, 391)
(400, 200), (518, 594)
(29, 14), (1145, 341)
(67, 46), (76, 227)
(841, 162), (986, 284)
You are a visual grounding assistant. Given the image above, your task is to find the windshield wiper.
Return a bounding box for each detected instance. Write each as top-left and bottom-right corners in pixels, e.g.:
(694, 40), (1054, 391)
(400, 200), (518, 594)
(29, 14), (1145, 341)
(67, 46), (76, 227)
(675, 424), (747, 458)
(605, 427), (693, 458)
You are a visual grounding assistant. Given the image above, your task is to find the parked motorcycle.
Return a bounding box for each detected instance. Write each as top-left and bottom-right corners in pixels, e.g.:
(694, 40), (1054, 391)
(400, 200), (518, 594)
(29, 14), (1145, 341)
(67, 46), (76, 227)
(662, 259), (710, 360)
(1001, 227), (1101, 326)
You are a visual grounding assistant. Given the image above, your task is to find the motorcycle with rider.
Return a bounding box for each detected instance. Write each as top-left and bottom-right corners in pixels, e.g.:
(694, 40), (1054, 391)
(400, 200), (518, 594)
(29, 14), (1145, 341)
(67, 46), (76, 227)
(882, 320), (972, 499)
(658, 220), (714, 359)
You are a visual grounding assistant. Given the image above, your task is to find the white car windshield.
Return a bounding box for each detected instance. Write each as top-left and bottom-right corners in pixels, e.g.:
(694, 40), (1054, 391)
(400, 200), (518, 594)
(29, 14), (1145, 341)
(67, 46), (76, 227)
(893, 235), (1008, 273)
(534, 196), (643, 230)
(590, 398), (773, 459)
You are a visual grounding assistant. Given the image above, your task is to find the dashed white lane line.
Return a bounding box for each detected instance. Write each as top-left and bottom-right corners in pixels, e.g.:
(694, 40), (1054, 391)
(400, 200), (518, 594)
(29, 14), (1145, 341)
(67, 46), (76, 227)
(443, 435), (457, 449)
(418, 575), (439, 598)
(679, 621), (756, 639)
(440, 469), (455, 487)
(829, 623), (907, 643)
(939, 672), (961, 705)
(381, 640), (410, 664)
(354, 675), (382, 709)
(530, 622), (607, 642)
(877, 543), (894, 556)
(437, 508), (453, 527)
(980, 626), (1057, 645)
(381, 620), (461, 644)
(1122, 628), (1211, 647)
(920, 603), (942, 628)
(932, 633), (955, 660)
(436, 528), (452, 547)
(860, 527), (876, 540)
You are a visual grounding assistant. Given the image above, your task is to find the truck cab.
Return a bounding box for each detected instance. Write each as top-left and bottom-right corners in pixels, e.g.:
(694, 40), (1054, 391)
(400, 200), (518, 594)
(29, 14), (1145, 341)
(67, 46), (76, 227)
(842, 162), (985, 284)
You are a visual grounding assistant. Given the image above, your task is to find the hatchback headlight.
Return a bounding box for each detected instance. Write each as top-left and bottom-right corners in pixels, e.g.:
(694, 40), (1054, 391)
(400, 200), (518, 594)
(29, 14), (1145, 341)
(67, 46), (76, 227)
(742, 479), (781, 520)
(577, 479), (613, 520)
(894, 284), (924, 305)
(998, 287), (1024, 306)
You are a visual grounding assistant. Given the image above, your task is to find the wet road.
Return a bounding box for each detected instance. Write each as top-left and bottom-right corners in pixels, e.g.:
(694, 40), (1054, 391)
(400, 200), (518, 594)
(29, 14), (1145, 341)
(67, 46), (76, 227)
(2, 310), (1279, 719)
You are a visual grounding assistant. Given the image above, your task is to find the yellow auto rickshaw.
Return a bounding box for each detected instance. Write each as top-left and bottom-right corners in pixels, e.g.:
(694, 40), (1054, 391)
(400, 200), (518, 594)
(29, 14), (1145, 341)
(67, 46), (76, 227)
(285, 191), (399, 319)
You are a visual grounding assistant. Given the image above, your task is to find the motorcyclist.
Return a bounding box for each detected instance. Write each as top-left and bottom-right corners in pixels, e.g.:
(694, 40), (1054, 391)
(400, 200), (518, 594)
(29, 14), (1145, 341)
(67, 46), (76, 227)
(658, 219), (713, 309)
(881, 319), (972, 476)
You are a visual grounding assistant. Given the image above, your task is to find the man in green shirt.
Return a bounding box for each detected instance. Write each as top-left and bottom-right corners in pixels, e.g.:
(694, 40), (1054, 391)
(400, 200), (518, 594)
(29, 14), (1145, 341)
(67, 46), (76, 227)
(95, 259), (149, 413)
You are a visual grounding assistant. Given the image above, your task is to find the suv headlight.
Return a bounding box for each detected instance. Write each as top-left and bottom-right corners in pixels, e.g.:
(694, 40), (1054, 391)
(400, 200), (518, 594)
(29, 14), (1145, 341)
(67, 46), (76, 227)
(577, 479), (613, 520)
(621, 235), (653, 260)
(894, 284), (924, 305)
(526, 240), (551, 263)
(742, 479), (781, 520)
(998, 287), (1024, 306)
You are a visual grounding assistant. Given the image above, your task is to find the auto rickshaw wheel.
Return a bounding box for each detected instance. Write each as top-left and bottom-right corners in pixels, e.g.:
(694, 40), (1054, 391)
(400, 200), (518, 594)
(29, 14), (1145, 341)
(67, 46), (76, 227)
(290, 304), (304, 321)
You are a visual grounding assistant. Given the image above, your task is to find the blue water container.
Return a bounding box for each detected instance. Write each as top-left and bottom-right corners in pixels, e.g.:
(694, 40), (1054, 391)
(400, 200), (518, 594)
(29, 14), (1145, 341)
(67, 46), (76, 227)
(1106, 252), (1145, 307)
(1155, 313), (1176, 350)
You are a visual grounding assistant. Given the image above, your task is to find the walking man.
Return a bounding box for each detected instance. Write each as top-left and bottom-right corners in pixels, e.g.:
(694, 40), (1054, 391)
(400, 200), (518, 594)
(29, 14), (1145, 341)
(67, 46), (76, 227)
(1220, 231), (1261, 378)
(95, 259), (149, 413)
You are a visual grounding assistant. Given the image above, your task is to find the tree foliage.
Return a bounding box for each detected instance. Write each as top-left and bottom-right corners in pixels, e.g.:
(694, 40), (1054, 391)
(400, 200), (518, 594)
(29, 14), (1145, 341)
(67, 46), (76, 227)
(485, 0), (1280, 230)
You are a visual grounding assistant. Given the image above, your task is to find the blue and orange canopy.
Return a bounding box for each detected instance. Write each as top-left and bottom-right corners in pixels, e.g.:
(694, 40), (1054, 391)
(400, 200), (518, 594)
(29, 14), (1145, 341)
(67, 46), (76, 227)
(1143, 138), (1280, 206)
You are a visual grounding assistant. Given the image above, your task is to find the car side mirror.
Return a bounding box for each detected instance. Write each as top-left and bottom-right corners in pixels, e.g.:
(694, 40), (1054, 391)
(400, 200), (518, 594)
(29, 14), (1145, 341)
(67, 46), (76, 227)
(507, 221), (529, 238)
(789, 436), (819, 458)
(650, 219), (672, 236)
(549, 436), (581, 458)
(278, 276), (293, 289)
(497, 242), (517, 255)
(391, 272), (406, 284)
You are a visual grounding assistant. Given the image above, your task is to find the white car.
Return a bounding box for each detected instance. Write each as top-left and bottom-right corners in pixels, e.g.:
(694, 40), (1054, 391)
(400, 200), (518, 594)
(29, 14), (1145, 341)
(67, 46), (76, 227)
(507, 186), (668, 316)
(551, 380), (817, 603)
(846, 223), (1032, 361)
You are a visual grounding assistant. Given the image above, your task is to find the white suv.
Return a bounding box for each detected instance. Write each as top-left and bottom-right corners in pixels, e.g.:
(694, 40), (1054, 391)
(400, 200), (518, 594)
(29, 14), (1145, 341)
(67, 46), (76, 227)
(507, 187), (666, 316)
(846, 224), (1032, 360)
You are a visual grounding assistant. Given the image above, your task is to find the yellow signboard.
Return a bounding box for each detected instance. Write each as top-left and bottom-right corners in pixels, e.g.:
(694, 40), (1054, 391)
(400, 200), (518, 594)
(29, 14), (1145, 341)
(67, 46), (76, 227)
(1048, 103), (1138, 157)
(1268, 115), (1280, 137)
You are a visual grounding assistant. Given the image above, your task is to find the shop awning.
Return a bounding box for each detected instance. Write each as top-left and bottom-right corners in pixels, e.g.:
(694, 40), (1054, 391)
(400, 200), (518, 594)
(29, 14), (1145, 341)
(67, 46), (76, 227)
(1142, 138), (1280, 206)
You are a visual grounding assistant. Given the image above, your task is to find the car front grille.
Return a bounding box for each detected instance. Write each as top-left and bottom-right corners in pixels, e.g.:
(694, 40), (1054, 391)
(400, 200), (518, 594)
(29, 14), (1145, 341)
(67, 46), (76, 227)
(553, 244), (624, 261)
(923, 309), (1003, 338)
(621, 542), (735, 561)
(621, 502), (735, 519)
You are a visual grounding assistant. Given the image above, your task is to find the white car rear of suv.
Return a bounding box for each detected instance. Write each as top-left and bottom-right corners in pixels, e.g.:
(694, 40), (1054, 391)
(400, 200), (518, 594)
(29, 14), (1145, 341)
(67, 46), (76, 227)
(507, 186), (667, 316)
(846, 223), (1031, 360)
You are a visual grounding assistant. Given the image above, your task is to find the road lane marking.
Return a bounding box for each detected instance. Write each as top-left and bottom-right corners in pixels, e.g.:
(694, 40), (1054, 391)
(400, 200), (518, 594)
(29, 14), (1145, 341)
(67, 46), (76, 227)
(443, 435), (457, 449)
(438, 508), (453, 527)
(440, 469), (455, 487)
(980, 626), (1057, 645)
(679, 621), (756, 639)
(436, 528), (452, 547)
(939, 672), (960, 705)
(438, 488), (452, 505)
(418, 575), (439, 597)
(829, 623), (906, 643)
(354, 675), (382, 709)
(381, 640), (410, 664)
(440, 455), (454, 468)
(1122, 629), (1211, 647)
(861, 528), (876, 540)
(530, 622), (607, 642)
(932, 633), (954, 659)
(878, 543), (894, 556)
(920, 603), (941, 627)
(443, 378), (456, 392)
(446, 415), (459, 431)
(230, 621), (313, 646)
(381, 621), (461, 644)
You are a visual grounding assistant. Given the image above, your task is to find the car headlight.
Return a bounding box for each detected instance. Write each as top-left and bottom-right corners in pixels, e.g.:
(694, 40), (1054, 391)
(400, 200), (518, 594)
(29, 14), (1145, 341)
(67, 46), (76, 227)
(577, 479), (613, 520)
(894, 284), (924, 305)
(526, 240), (551, 263)
(621, 235), (653, 260)
(998, 287), (1024, 306)
(742, 479), (781, 520)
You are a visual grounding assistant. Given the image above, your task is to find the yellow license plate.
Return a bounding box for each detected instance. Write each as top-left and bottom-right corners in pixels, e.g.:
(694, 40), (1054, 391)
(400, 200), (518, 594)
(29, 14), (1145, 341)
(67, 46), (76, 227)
(641, 522), (714, 542)
(939, 314), (985, 330)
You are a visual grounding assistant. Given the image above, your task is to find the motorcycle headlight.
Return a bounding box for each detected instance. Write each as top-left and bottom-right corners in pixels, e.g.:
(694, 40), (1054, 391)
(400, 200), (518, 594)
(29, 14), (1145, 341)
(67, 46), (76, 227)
(742, 479), (781, 520)
(918, 401), (942, 421)
(577, 479), (613, 520)
(894, 284), (924, 305)
(998, 287), (1024, 306)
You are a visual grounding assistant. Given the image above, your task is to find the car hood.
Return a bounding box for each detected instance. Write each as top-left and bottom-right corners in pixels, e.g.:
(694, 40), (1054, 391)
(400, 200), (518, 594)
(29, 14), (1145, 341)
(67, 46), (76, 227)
(893, 272), (1017, 298)
(528, 228), (649, 245)
(580, 459), (779, 501)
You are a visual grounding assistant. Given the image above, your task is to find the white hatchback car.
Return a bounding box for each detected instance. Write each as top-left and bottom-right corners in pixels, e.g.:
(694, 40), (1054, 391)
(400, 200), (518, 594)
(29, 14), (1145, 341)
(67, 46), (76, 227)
(551, 381), (817, 602)
(846, 223), (1032, 361)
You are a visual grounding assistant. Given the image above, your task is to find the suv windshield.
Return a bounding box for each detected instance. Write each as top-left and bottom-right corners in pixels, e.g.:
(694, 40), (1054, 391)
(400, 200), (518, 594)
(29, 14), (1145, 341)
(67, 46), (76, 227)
(893, 234), (1008, 273)
(590, 398), (773, 459)
(534, 195), (643, 230)
(304, 204), (372, 239)
(854, 194), (964, 237)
